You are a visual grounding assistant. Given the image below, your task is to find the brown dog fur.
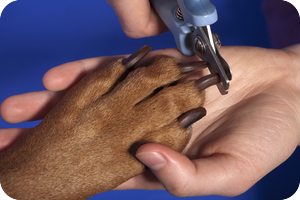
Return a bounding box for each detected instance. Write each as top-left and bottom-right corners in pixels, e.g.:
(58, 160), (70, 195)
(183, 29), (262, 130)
(0, 52), (205, 199)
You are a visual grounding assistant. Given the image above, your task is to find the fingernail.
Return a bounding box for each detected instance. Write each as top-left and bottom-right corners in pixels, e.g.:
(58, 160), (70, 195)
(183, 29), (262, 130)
(136, 152), (166, 171)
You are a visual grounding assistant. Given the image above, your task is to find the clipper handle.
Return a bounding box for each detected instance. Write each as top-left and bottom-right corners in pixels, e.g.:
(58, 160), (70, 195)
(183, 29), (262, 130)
(150, 0), (194, 56)
(150, 0), (218, 56)
(177, 0), (218, 27)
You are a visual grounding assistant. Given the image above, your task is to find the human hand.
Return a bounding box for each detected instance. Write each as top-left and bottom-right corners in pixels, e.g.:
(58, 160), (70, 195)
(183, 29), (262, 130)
(0, 48), (192, 152)
(1, 45), (300, 197)
(1, 46), (216, 199)
(116, 44), (300, 197)
(106, 0), (167, 38)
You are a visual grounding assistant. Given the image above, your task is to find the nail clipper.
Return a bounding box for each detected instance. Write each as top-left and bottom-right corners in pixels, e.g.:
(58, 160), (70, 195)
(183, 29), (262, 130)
(150, 0), (232, 95)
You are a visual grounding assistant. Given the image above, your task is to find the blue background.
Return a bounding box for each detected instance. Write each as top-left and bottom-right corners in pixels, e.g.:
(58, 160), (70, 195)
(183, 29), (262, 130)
(0, 0), (299, 199)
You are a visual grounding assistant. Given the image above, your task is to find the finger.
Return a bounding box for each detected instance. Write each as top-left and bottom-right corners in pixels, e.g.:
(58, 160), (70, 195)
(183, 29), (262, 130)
(135, 143), (197, 197)
(43, 45), (150, 92)
(135, 143), (254, 197)
(0, 91), (65, 123)
(43, 49), (200, 92)
(121, 109), (206, 191)
(131, 122), (192, 156)
(0, 128), (31, 152)
(106, 0), (167, 38)
(43, 56), (117, 92)
(59, 46), (153, 106)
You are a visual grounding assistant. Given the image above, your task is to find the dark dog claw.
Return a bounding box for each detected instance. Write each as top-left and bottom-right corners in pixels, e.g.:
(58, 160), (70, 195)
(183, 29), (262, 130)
(196, 74), (221, 91)
(178, 107), (207, 128)
(178, 61), (208, 73)
(122, 45), (152, 69)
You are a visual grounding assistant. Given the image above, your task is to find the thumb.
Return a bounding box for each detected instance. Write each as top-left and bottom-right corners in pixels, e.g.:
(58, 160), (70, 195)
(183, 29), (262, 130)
(136, 143), (197, 197)
(136, 143), (256, 197)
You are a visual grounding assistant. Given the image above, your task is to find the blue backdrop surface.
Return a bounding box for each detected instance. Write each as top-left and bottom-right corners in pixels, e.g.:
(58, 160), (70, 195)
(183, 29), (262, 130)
(0, 0), (299, 200)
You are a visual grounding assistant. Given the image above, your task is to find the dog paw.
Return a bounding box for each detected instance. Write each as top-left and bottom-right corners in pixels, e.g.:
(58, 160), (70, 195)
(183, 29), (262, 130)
(0, 46), (219, 200)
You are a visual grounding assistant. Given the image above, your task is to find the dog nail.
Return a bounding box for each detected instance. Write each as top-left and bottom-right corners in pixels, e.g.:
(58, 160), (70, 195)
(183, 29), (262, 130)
(122, 45), (152, 69)
(178, 107), (207, 128)
(178, 70), (204, 83)
(178, 61), (207, 73)
(195, 74), (220, 91)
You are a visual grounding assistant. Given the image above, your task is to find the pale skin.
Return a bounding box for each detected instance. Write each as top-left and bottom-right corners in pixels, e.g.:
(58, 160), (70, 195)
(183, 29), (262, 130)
(105, 0), (168, 38)
(1, 0), (300, 198)
(1, 45), (300, 197)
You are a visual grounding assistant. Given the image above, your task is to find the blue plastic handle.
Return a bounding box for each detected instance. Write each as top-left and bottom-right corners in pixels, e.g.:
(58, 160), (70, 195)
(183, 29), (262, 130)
(150, 0), (218, 56)
(177, 0), (218, 26)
